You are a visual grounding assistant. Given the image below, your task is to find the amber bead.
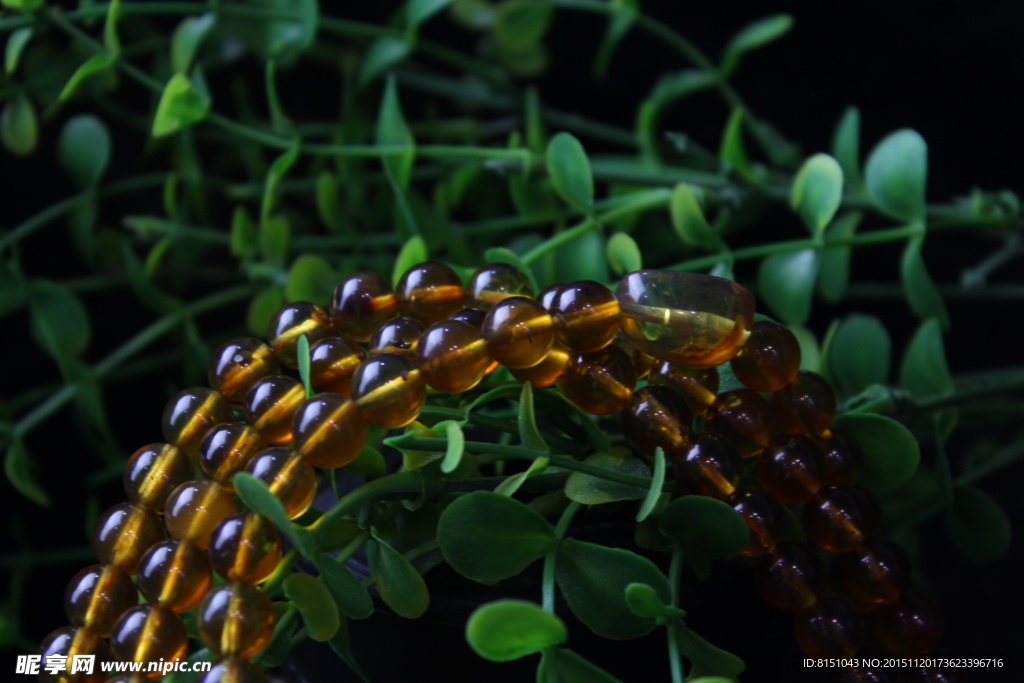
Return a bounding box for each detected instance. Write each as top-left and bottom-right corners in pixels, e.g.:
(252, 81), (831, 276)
(615, 270), (755, 367)
(208, 512), (283, 584)
(198, 423), (265, 489)
(369, 317), (425, 359)
(136, 539), (212, 612)
(804, 485), (881, 553)
(198, 658), (270, 683)
(244, 447), (317, 519)
(562, 345), (638, 416)
(730, 487), (786, 557)
(754, 542), (826, 611)
(704, 388), (774, 457)
(164, 479), (238, 550)
(243, 375), (305, 445)
(350, 354), (426, 429)
(793, 594), (865, 657)
(673, 432), (742, 500)
(649, 360), (719, 416)
(162, 387), (234, 458)
(292, 392), (369, 467)
(481, 296), (556, 369)
(771, 370), (838, 438)
(509, 340), (571, 388)
(621, 386), (693, 456)
(330, 271), (399, 342)
(758, 434), (827, 504)
(549, 280), (621, 352)
(823, 427), (866, 486)
(266, 302), (333, 368)
(64, 564), (138, 637)
(123, 443), (192, 513)
(612, 330), (656, 380)
(466, 262), (534, 310)
(868, 592), (944, 656)
(415, 319), (491, 393)
(395, 261), (465, 325)
(197, 582), (276, 658)
(208, 338), (279, 403)
(538, 283), (563, 311)
(832, 539), (911, 606)
(110, 604), (188, 668)
(730, 320), (802, 392)
(449, 307), (487, 330)
(38, 626), (111, 683)
(309, 336), (365, 397)
(92, 503), (165, 575)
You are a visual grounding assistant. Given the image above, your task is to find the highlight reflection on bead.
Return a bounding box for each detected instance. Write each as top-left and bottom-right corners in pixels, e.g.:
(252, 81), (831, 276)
(198, 423), (266, 489)
(730, 320), (802, 393)
(164, 479), (238, 550)
(803, 485), (881, 553)
(509, 340), (571, 388)
(309, 336), (365, 397)
(110, 604), (189, 669)
(704, 388), (774, 458)
(198, 658), (270, 683)
(38, 626), (111, 683)
(648, 361), (719, 416)
(867, 592), (944, 656)
(466, 262), (534, 310)
(136, 539), (213, 613)
(123, 443), (193, 513)
(243, 375), (305, 445)
(448, 307), (487, 330)
(563, 345), (638, 416)
(208, 512), (282, 584)
(823, 427), (865, 486)
(292, 393), (368, 468)
(754, 542), (826, 612)
(244, 448), (317, 519)
(673, 432), (742, 500)
(92, 503), (165, 575)
(208, 338), (279, 403)
(161, 387), (234, 458)
(621, 385), (692, 456)
(758, 434), (827, 504)
(550, 280), (621, 352)
(266, 302), (333, 368)
(350, 354), (426, 429)
(369, 317), (425, 359)
(415, 319), (491, 393)
(730, 487), (786, 557)
(793, 594), (865, 657)
(832, 538), (911, 605)
(64, 564), (139, 637)
(330, 271), (399, 342)
(395, 261), (465, 325)
(771, 370), (838, 438)
(482, 296), (556, 369)
(197, 582), (276, 659)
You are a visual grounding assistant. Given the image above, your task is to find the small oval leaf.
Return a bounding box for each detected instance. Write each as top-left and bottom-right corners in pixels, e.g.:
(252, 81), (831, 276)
(791, 153), (843, 235)
(826, 314), (891, 397)
(757, 249), (819, 325)
(606, 232), (642, 276)
(900, 236), (950, 330)
(392, 236), (428, 287)
(367, 538), (430, 618)
(547, 132), (594, 213)
(720, 14), (793, 77)
(670, 183), (719, 251)
(565, 450), (650, 505)
(283, 573), (340, 642)
(466, 599), (566, 662)
(1, 92), (37, 156)
(946, 485), (1012, 562)
(831, 413), (920, 492)
(864, 129), (927, 223)
(659, 496), (748, 559)
(319, 555), (373, 620)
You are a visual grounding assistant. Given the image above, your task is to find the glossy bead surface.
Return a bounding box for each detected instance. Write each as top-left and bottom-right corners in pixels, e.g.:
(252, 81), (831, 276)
(754, 542), (826, 611)
(350, 354), (426, 429)
(730, 487), (786, 557)
(292, 393), (369, 467)
(621, 385), (693, 456)
(136, 539), (212, 613)
(793, 594), (865, 657)
(704, 388), (774, 458)
(161, 387), (234, 458)
(198, 423), (266, 488)
(164, 479), (238, 550)
(123, 443), (192, 513)
(730, 320), (802, 392)
(208, 512), (283, 584)
(538, 283), (563, 311)
(243, 375), (305, 445)
(330, 271), (399, 342)
(395, 261), (464, 325)
(509, 340), (571, 388)
(92, 503), (165, 575)
(823, 427), (866, 486)
(38, 626), (111, 683)
(64, 564), (138, 637)
(198, 658), (270, 683)
(550, 280), (621, 352)
(648, 361), (719, 416)
(771, 370), (838, 438)
(466, 262), (534, 310)
(832, 539), (911, 605)
(197, 582), (275, 658)
(482, 296), (556, 369)
(369, 317), (425, 359)
(612, 330), (656, 380)
(615, 270), (755, 368)
(244, 448), (316, 519)
(309, 336), (365, 397)
(415, 319), (491, 393)
(673, 432), (742, 500)
(448, 307), (487, 330)
(758, 434), (827, 504)
(562, 345), (638, 416)
(110, 604), (188, 668)
(266, 302), (333, 368)
(868, 592), (944, 656)
(208, 338), (279, 403)
(804, 485), (881, 553)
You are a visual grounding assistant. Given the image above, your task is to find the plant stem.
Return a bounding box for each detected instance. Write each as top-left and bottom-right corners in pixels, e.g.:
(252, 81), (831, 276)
(335, 531), (372, 565)
(261, 548), (299, 597)
(310, 471), (424, 544)
(542, 500), (581, 614)
(252, 604), (298, 666)
(667, 547), (686, 683)
(418, 406), (587, 457)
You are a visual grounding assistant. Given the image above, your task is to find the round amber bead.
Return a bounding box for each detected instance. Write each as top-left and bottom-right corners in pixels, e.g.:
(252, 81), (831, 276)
(509, 340), (571, 388)
(64, 564), (138, 637)
(198, 658), (270, 683)
(92, 503), (165, 575)
(823, 427), (866, 486)
(266, 302), (333, 368)
(136, 539), (212, 613)
(162, 387), (234, 458)
(350, 354), (426, 429)
(466, 262), (534, 310)
(110, 604), (188, 669)
(803, 485), (881, 553)
(243, 375), (305, 445)
(38, 626), (111, 683)
(615, 270), (755, 368)
(793, 594), (865, 657)
(369, 317), (425, 359)
(198, 423), (266, 489)
(621, 386), (693, 456)
(123, 443), (192, 513)
(704, 388), (774, 457)
(771, 370), (838, 438)
(449, 307), (487, 330)
(415, 319), (491, 393)
(208, 512), (282, 584)
(612, 330), (656, 380)
(730, 320), (802, 392)
(330, 271), (399, 342)
(309, 336), (365, 397)
(197, 581), (276, 658)
(395, 261), (465, 325)
(550, 280), (621, 352)
(208, 338), (279, 403)
(832, 538), (911, 606)
(754, 542), (826, 612)
(164, 479), (238, 550)
(758, 434), (827, 504)
(648, 360), (719, 416)
(867, 592), (944, 656)
(562, 345), (638, 416)
(538, 283), (563, 311)
(244, 448), (316, 519)
(292, 393), (369, 468)
(730, 487), (786, 557)
(482, 296), (556, 369)
(673, 432), (742, 500)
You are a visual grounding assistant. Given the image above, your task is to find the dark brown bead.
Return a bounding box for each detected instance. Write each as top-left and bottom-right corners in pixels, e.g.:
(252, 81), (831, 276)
(758, 434), (827, 504)
(208, 512), (282, 584)
(38, 626), (111, 683)
(509, 340), (571, 388)
(832, 539), (911, 606)
(538, 283), (563, 311)
(562, 345), (638, 416)
(243, 375), (305, 446)
(369, 317), (425, 359)
(136, 539), (212, 613)
(730, 320), (802, 392)
(612, 330), (656, 380)
(868, 592), (944, 656)
(110, 604), (188, 665)
(621, 385), (693, 456)
(771, 370), (838, 438)
(648, 360), (719, 416)
(64, 564), (138, 637)
(673, 433), (742, 500)
(92, 503), (165, 575)
(465, 262), (534, 310)
(197, 581), (276, 658)
(448, 307), (487, 331)
(730, 486), (786, 557)
(164, 479), (238, 550)
(823, 427), (866, 486)
(244, 447), (317, 520)
(754, 542), (826, 611)
(309, 336), (366, 397)
(208, 338), (279, 403)
(162, 387), (234, 458)
(266, 302), (333, 368)
(704, 388), (774, 458)
(550, 280), (621, 352)
(482, 296), (556, 369)
(350, 353), (426, 429)
(198, 658), (270, 683)
(804, 485), (881, 553)
(123, 443), (193, 513)
(415, 319), (491, 393)
(395, 261), (465, 325)
(330, 271), (399, 342)
(198, 423), (266, 489)
(292, 393), (368, 468)
(793, 594), (865, 657)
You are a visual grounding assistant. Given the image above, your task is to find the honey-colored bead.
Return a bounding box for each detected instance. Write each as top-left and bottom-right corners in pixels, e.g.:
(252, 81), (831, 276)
(266, 302), (333, 368)
(208, 512), (282, 584)
(123, 443), (193, 513)
(449, 307), (487, 330)
(198, 423), (266, 489)
(110, 604), (188, 670)
(621, 386), (692, 456)
(615, 270), (755, 368)
(415, 319), (491, 393)
(562, 345), (638, 416)
(648, 360), (719, 416)
(730, 487), (786, 557)
(867, 592), (944, 656)
(730, 320), (802, 393)
(803, 485), (881, 553)
(162, 387), (234, 458)
(481, 296), (556, 369)
(538, 283), (563, 311)
(612, 330), (656, 379)
(395, 261), (465, 325)
(832, 538), (911, 606)
(350, 354), (426, 429)
(823, 427), (866, 486)
(309, 336), (365, 397)
(754, 542), (826, 612)
(243, 375), (305, 445)
(793, 594), (865, 658)
(38, 626), (111, 683)
(466, 262), (534, 310)
(197, 582), (275, 659)
(208, 338), (279, 403)
(509, 340), (571, 388)
(292, 393), (368, 468)
(673, 432), (742, 500)
(164, 479), (238, 550)
(550, 280), (621, 352)
(369, 317), (425, 359)
(704, 388), (774, 458)
(198, 658), (270, 683)
(758, 434), (827, 504)
(136, 539), (213, 612)
(92, 503), (165, 575)
(64, 564), (138, 637)
(330, 271), (399, 342)
(244, 448), (316, 519)
(771, 370), (838, 438)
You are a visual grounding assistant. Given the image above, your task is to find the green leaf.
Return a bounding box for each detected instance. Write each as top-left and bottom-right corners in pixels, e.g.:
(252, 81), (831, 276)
(719, 108), (753, 181)
(264, 0), (318, 65)
(670, 184), (720, 250)
(624, 582), (686, 622)
(593, 0), (638, 77)
(720, 14), (793, 77)
(554, 229), (608, 283)
(328, 617), (370, 682)
(555, 538), (671, 639)
(606, 232), (642, 276)
(103, 0), (122, 51)
(230, 206), (258, 260)
(945, 485), (1012, 562)
(494, 456), (549, 498)
(546, 132), (594, 213)
(59, 52), (118, 104)
(343, 445), (387, 479)
(262, 138), (301, 226)
(317, 516), (363, 554)
(440, 421), (465, 474)
(789, 324), (821, 373)
(286, 255), (335, 305)
(547, 648), (624, 683)
(367, 538), (430, 618)
(831, 413), (920, 492)
(260, 214), (291, 269)
(466, 600), (566, 662)
(248, 286), (285, 336)
(791, 153), (843, 235)
(171, 13), (216, 73)
(864, 129), (927, 223)
(234, 472), (318, 558)
(315, 171), (344, 232)
(536, 390), (610, 453)
(283, 574), (340, 642)
(636, 447), (666, 523)
(831, 107), (863, 192)
(659, 496), (748, 559)
(407, 0), (454, 30)
(0, 0), (43, 10)
(376, 75), (416, 189)
(484, 246), (540, 295)
(826, 314), (891, 397)
(901, 237), (950, 330)
(58, 115), (111, 189)
(1, 92), (37, 156)
(899, 318), (953, 402)
(152, 72), (210, 138)
(392, 236), (428, 287)
(296, 335), (312, 399)
(817, 211), (863, 304)
(677, 627), (746, 681)
(319, 555), (373, 620)
(29, 280), (90, 365)
(4, 440), (49, 507)
(518, 382), (547, 452)
(5, 27), (32, 75)
(359, 36), (412, 87)
(438, 491), (555, 583)
(494, 0), (553, 51)
(646, 70), (717, 113)
(757, 248), (819, 325)
(564, 449), (650, 505)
